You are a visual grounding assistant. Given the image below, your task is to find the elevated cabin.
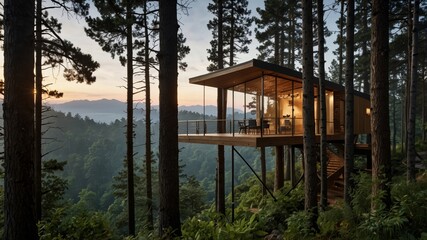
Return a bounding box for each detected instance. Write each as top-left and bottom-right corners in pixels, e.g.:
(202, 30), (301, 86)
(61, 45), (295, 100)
(178, 59), (371, 208)
(178, 59), (370, 147)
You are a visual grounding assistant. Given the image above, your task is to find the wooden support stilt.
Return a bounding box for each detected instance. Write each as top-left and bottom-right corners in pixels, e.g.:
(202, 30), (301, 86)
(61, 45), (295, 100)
(274, 146), (284, 191)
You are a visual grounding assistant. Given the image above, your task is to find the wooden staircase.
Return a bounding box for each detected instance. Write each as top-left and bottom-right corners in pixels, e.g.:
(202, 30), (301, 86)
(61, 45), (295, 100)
(326, 148), (344, 185)
(317, 144), (345, 202)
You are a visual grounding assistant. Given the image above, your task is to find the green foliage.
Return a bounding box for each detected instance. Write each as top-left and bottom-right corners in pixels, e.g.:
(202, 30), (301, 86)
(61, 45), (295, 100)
(182, 210), (267, 240)
(358, 204), (409, 240)
(42, 159), (68, 218)
(351, 172), (372, 215)
(38, 208), (113, 240)
(38, 189), (114, 240)
(314, 173), (427, 240)
(180, 176), (207, 220)
(317, 202), (359, 240)
(257, 184), (304, 233)
(284, 211), (316, 240)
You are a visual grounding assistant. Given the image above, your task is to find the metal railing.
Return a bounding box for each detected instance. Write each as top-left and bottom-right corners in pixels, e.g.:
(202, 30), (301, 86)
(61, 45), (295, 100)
(178, 118), (336, 137)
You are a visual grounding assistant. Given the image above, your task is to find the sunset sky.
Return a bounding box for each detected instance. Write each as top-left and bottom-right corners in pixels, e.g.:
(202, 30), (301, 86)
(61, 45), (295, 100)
(2, 1), (339, 106)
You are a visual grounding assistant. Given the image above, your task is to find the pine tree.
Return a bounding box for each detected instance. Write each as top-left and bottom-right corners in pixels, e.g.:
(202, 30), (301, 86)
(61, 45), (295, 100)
(207, 0), (252, 214)
(344, 0), (355, 205)
(35, 0), (98, 221)
(3, 0), (38, 238)
(407, 0), (420, 183)
(158, 0), (181, 236)
(207, 0), (253, 70)
(302, 0), (318, 228)
(371, 0), (391, 210)
(85, 0), (148, 234)
(354, 0), (371, 93)
(255, 0), (302, 67)
(317, 0), (328, 210)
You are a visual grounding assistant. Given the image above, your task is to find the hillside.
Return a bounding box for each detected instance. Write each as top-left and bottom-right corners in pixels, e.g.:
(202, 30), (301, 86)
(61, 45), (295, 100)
(48, 99), (243, 123)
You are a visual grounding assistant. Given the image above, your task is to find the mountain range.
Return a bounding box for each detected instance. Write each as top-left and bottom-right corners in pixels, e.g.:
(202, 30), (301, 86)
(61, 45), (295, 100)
(48, 99), (243, 123)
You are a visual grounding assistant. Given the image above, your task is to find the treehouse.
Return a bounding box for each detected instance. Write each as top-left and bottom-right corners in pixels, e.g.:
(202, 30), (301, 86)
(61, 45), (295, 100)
(179, 59), (370, 145)
(178, 59), (371, 207)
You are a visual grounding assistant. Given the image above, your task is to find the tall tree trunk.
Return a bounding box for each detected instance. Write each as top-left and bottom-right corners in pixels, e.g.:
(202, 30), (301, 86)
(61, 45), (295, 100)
(280, 21), (285, 66)
(403, 0), (413, 155)
(126, 1), (135, 235)
(338, 0), (345, 85)
(407, 0), (419, 183)
(216, 0), (226, 215)
(143, 0), (154, 229)
(361, 0), (370, 94)
(35, 0), (43, 221)
(159, 0), (181, 236)
(317, 0), (328, 210)
(4, 0), (38, 238)
(392, 77), (397, 155)
(344, 0), (355, 205)
(229, 0), (235, 66)
(290, 9), (296, 69)
(371, 0), (391, 210)
(423, 65), (426, 143)
(302, 0), (318, 227)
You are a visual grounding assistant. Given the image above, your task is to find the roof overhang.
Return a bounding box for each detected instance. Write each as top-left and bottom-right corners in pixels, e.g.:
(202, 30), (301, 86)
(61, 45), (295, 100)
(189, 59), (370, 99)
(189, 59), (303, 89)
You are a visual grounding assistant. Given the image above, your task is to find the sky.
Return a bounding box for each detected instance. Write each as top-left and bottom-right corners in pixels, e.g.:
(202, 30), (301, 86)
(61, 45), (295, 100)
(3, 1), (340, 106)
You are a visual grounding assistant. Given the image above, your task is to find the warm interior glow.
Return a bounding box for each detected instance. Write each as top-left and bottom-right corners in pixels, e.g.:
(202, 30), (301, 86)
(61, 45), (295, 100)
(366, 107), (371, 115)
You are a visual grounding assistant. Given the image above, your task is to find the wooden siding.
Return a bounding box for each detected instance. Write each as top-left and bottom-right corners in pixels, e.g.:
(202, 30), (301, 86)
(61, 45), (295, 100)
(354, 95), (371, 134)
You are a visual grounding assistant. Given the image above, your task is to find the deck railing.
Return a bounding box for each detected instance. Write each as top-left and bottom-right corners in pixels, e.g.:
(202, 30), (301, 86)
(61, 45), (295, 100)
(178, 118), (334, 137)
(178, 118), (335, 137)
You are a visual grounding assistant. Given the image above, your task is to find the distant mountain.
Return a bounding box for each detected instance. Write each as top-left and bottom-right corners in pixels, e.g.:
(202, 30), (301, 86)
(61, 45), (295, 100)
(49, 99), (243, 123)
(49, 99), (133, 123)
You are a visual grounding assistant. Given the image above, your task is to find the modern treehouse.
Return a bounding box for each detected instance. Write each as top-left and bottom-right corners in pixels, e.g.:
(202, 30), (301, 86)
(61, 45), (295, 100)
(178, 59), (371, 207)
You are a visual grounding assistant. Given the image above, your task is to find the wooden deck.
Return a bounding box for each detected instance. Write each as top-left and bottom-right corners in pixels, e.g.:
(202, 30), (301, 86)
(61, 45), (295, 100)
(178, 133), (346, 147)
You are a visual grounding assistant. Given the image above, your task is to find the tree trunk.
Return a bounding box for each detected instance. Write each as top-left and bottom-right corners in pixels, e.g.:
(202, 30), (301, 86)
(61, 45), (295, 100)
(361, 0), (370, 94)
(159, 0), (181, 236)
(216, 0), (226, 215)
(317, 0), (328, 210)
(392, 77), (397, 155)
(4, 0), (38, 238)
(423, 66), (426, 143)
(403, 0), (413, 155)
(407, 0), (419, 183)
(338, 0), (345, 85)
(344, 0), (355, 205)
(302, 0), (318, 226)
(274, 146), (284, 192)
(370, 0), (391, 210)
(126, 1), (135, 235)
(143, 0), (153, 229)
(229, 0), (235, 66)
(35, 0), (43, 221)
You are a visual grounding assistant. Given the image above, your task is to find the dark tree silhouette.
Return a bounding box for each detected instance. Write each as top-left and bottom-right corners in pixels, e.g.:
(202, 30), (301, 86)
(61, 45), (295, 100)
(344, 0), (355, 205)
(370, 0), (391, 210)
(3, 0), (38, 238)
(158, 0), (181, 236)
(317, 0), (328, 210)
(302, 0), (318, 228)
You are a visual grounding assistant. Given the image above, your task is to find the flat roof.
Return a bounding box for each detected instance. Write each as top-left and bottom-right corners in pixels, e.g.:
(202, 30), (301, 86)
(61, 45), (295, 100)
(189, 59), (369, 99)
